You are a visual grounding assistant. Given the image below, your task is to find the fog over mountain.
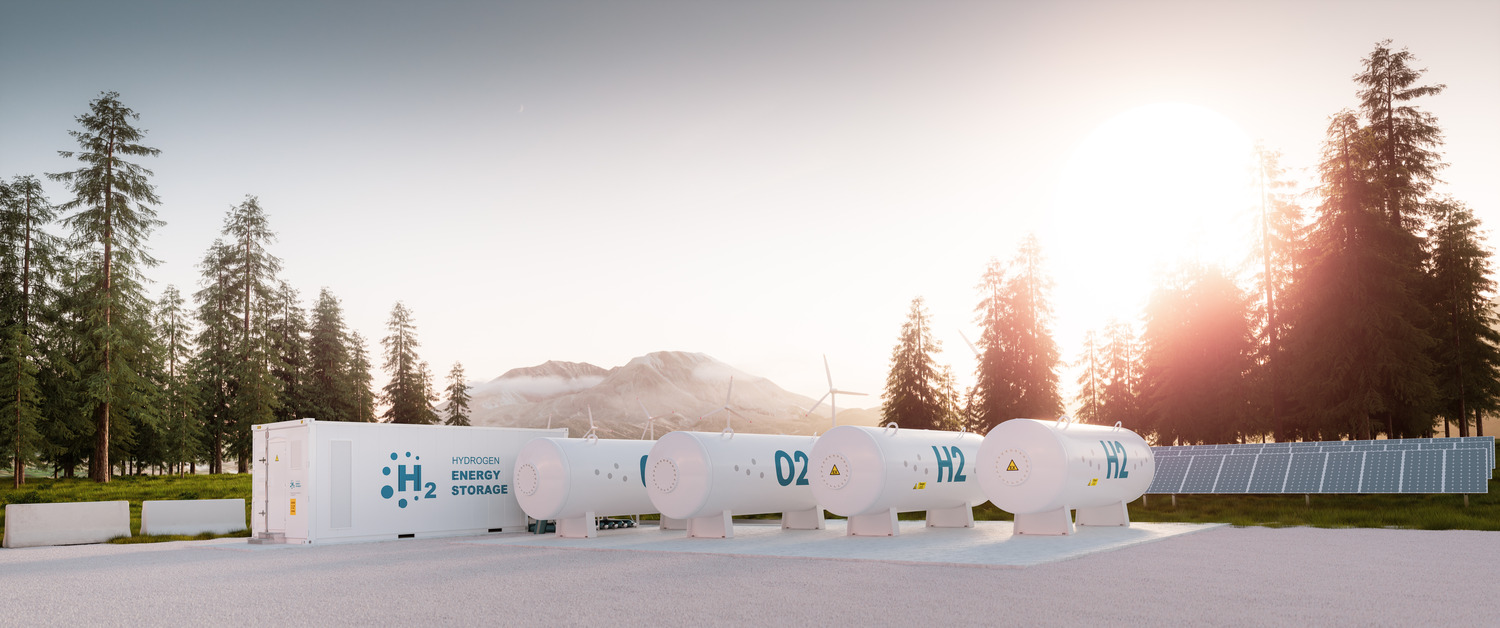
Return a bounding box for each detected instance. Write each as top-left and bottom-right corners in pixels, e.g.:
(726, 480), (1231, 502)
(466, 351), (879, 437)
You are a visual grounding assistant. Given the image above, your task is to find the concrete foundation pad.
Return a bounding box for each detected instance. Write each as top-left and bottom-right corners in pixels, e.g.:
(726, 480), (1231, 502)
(463, 519), (1222, 567)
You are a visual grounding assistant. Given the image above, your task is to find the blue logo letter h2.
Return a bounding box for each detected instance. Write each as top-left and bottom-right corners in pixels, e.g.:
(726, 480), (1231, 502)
(398, 464), (422, 492)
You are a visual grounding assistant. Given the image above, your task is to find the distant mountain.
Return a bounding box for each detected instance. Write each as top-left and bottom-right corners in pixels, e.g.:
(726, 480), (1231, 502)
(469, 360), (611, 406)
(466, 351), (877, 437)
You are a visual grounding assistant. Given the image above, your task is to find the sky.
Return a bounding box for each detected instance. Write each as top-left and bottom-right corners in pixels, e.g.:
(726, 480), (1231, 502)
(2, 0), (1498, 410)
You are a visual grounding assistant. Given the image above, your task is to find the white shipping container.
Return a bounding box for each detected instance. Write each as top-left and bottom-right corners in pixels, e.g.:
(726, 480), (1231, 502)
(250, 419), (565, 544)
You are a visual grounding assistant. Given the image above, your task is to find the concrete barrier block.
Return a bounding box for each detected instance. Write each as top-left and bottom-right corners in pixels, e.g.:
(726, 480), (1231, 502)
(140, 499), (247, 536)
(3, 501), (131, 548)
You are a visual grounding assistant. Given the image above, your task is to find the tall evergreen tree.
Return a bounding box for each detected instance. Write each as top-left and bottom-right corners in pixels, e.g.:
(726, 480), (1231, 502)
(1283, 111), (1435, 440)
(1100, 319), (1144, 430)
(2, 176), (62, 336)
(882, 297), (957, 430)
(1249, 145), (1304, 437)
(306, 289), (354, 421)
(348, 331), (376, 423)
(971, 236), (1063, 431)
(417, 360), (440, 426)
(267, 282), (310, 423)
(380, 302), (431, 424)
(1073, 330), (1103, 424)
(1355, 40), (1446, 233)
(444, 362), (472, 426)
(1139, 265), (1255, 445)
(220, 197), (281, 470)
(154, 286), (200, 475)
(0, 327), (43, 486)
(191, 241), (237, 473)
(48, 91), (165, 482)
(1426, 199), (1500, 438)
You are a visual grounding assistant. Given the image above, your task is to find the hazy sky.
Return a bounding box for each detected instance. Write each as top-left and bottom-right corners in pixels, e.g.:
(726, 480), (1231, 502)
(3, 1), (1497, 409)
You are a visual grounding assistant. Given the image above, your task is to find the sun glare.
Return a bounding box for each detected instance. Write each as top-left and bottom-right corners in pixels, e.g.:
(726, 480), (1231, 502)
(1045, 102), (1256, 338)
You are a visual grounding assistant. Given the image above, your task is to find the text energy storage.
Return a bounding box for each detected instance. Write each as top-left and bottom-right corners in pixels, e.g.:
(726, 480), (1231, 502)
(809, 425), (985, 536)
(645, 431), (824, 538)
(977, 418), (1154, 535)
(513, 437), (683, 538)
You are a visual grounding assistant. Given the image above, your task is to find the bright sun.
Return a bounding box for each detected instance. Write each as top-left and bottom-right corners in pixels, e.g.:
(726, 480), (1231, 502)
(1044, 102), (1256, 340)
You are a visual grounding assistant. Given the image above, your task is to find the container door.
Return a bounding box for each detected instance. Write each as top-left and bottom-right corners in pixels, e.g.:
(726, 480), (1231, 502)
(268, 438), (290, 532)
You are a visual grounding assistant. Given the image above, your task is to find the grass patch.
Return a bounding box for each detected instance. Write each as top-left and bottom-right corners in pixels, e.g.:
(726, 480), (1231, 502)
(0, 474), (254, 543)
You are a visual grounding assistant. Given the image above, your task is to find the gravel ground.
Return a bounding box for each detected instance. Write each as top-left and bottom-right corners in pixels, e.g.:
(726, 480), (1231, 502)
(1, 526), (1495, 626)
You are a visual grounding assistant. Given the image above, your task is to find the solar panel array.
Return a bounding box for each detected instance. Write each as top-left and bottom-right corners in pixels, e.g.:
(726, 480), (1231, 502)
(1146, 436), (1494, 495)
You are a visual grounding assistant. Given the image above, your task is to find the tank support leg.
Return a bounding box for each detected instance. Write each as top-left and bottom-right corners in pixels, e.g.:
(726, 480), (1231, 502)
(556, 512), (597, 539)
(1013, 507), (1075, 536)
(687, 511), (732, 539)
(847, 508), (898, 536)
(1076, 500), (1131, 527)
(925, 503), (975, 529)
(781, 507), (825, 531)
(659, 516), (686, 531)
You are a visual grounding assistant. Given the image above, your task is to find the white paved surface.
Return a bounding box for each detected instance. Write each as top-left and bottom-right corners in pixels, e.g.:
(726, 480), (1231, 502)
(1, 525), (1496, 626)
(470, 520), (1218, 566)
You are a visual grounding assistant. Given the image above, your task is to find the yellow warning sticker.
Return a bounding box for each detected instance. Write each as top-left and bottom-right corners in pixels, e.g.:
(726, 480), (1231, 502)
(830, 465), (841, 476)
(1088, 478), (1098, 486)
(1006, 460), (1019, 472)
(290, 498), (297, 515)
(913, 482), (927, 490)
(274, 455), (280, 462)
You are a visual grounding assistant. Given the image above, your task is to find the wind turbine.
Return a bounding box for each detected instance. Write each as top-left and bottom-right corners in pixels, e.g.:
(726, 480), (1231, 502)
(699, 377), (750, 432)
(637, 399), (683, 440)
(803, 355), (867, 429)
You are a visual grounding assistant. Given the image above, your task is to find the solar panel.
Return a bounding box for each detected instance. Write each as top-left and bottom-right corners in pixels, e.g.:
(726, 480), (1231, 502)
(1445, 449), (1488, 493)
(1247, 452), (1291, 493)
(1321, 451), (1364, 493)
(1149, 456), (1192, 493)
(1284, 452), (1328, 493)
(1213, 454), (1256, 493)
(1361, 451), (1403, 492)
(1144, 436), (1492, 495)
(1179, 454), (1224, 493)
(1402, 450), (1444, 493)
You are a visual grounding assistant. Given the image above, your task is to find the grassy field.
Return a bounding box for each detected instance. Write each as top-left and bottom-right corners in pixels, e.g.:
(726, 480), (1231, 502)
(0, 474), (253, 543)
(3, 450), (1496, 544)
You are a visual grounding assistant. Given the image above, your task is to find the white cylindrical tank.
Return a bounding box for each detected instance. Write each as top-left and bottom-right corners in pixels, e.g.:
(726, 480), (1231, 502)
(977, 418), (1154, 535)
(645, 431), (823, 538)
(514, 437), (660, 538)
(809, 425), (985, 536)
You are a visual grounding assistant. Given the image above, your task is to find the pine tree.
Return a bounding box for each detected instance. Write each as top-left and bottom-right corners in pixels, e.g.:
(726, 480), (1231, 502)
(1426, 199), (1500, 438)
(1139, 265), (1254, 445)
(444, 361), (472, 426)
(0, 326), (44, 487)
(1100, 319), (1143, 429)
(306, 289), (354, 421)
(2, 176), (62, 336)
(1355, 40), (1446, 233)
(882, 297), (955, 430)
(348, 331), (376, 423)
(154, 286), (200, 475)
(1074, 330), (1103, 424)
(381, 302), (431, 424)
(268, 282), (310, 423)
(1249, 145), (1304, 437)
(971, 236), (1063, 432)
(1283, 111), (1435, 440)
(191, 241), (237, 473)
(417, 361), (440, 425)
(48, 92), (165, 482)
(217, 196), (282, 471)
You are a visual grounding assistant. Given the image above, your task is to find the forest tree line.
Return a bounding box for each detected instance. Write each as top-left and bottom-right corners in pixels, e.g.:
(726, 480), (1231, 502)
(0, 94), (475, 485)
(881, 41), (1500, 445)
